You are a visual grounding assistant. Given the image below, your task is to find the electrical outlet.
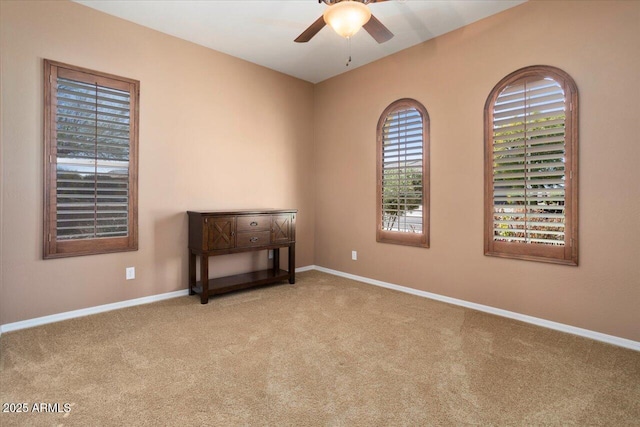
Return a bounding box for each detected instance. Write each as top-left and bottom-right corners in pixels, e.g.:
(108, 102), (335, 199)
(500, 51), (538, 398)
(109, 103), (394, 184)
(352, 251), (357, 261)
(126, 267), (135, 280)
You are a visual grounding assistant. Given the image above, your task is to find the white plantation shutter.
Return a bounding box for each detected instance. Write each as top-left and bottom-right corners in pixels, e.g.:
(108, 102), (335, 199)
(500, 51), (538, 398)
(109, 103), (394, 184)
(492, 78), (566, 245)
(44, 60), (139, 258)
(485, 66), (578, 265)
(381, 108), (423, 233)
(55, 78), (131, 240)
(377, 99), (430, 248)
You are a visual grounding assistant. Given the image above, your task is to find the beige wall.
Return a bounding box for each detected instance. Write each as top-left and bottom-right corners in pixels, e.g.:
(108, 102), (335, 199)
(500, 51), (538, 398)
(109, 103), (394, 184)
(0, 0), (315, 324)
(1, 0), (638, 342)
(314, 0), (640, 341)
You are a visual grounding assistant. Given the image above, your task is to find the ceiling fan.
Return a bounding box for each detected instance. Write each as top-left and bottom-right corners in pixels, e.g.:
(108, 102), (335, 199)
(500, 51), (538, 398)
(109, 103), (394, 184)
(295, 0), (394, 44)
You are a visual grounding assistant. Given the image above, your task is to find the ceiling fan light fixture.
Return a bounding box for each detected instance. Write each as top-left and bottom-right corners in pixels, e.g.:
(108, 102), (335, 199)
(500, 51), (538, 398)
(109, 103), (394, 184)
(323, 1), (372, 39)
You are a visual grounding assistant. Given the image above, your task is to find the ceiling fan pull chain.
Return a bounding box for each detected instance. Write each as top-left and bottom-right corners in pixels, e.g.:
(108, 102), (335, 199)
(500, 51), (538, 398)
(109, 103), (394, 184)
(346, 36), (352, 67)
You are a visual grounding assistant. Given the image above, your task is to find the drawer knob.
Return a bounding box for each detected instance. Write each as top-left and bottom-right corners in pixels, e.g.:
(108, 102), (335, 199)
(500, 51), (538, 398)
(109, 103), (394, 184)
(250, 221), (258, 226)
(250, 237), (258, 243)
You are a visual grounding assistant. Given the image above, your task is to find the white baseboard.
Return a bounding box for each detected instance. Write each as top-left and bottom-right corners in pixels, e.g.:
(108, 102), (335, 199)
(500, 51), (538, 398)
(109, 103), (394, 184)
(2, 265), (638, 352)
(313, 265), (640, 352)
(0, 289), (190, 336)
(0, 265), (316, 337)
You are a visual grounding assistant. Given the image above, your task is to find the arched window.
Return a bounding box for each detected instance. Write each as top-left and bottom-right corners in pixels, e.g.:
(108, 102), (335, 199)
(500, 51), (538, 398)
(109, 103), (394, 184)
(484, 65), (578, 265)
(377, 99), (429, 248)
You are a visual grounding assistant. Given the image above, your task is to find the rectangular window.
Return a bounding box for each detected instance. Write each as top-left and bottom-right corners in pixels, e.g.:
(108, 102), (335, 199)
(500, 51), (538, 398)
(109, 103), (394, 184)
(44, 60), (139, 258)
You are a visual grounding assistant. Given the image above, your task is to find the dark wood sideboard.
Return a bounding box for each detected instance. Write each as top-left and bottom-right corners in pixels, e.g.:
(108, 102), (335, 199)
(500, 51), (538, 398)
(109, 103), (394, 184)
(187, 209), (297, 304)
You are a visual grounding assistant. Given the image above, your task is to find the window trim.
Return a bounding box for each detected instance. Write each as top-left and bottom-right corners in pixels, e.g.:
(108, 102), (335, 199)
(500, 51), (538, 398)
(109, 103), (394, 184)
(43, 59), (140, 259)
(484, 65), (578, 265)
(376, 98), (430, 248)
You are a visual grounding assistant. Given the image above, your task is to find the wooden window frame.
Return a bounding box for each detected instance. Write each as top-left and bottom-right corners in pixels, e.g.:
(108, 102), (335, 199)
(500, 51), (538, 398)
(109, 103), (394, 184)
(43, 59), (139, 259)
(484, 65), (578, 265)
(376, 98), (430, 248)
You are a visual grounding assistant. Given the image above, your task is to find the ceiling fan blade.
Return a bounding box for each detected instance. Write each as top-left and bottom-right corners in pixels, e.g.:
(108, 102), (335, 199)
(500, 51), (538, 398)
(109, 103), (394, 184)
(295, 16), (326, 43)
(363, 14), (394, 43)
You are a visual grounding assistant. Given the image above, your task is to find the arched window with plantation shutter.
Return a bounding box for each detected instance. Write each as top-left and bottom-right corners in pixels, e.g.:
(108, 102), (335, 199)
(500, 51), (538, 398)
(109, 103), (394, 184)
(484, 65), (578, 265)
(377, 99), (429, 248)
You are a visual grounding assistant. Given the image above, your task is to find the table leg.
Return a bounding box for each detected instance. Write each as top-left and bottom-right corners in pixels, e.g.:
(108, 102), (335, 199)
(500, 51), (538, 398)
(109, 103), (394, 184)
(273, 248), (280, 274)
(288, 243), (295, 284)
(200, 254), (209, 304)
(189, 250), (196, 295)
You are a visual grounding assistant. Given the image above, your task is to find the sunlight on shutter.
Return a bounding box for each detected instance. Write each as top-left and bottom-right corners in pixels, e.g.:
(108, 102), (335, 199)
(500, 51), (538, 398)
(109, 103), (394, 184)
(492, 78), (566, 246)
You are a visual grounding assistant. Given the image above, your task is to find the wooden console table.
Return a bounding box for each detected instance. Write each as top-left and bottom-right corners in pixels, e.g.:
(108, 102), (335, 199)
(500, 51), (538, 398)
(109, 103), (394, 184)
(187, 209), (297, 304)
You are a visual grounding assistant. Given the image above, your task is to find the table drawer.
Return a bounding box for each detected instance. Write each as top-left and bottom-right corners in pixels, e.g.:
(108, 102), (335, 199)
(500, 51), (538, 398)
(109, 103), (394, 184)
(236, 231), (271, 248)
(237, 215), (271, 232)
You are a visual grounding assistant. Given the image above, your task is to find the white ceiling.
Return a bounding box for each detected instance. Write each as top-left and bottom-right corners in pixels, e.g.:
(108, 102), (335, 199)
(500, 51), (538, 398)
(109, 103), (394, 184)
(74, 0), (526, 84)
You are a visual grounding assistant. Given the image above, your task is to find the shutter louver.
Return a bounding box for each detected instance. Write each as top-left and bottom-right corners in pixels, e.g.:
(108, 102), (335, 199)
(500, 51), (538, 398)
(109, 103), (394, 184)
(55, 77), (131, 240)
(492, 78), (566, 246)
(381, 108), (423, 233)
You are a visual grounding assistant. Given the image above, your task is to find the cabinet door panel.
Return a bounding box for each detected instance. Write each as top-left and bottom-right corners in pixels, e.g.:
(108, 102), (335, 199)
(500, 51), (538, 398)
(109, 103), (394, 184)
(271, 214), (293, 243)
(204, 216), (236, 250)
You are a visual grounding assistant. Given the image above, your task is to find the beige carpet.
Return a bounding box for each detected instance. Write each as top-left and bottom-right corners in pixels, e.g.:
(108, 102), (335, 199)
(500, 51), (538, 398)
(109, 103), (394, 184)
(1, 270), (638, 426)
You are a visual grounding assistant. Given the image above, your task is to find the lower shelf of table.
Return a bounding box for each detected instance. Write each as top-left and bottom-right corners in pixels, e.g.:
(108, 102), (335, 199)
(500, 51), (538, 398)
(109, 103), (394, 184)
(191, 268), (292, 301)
